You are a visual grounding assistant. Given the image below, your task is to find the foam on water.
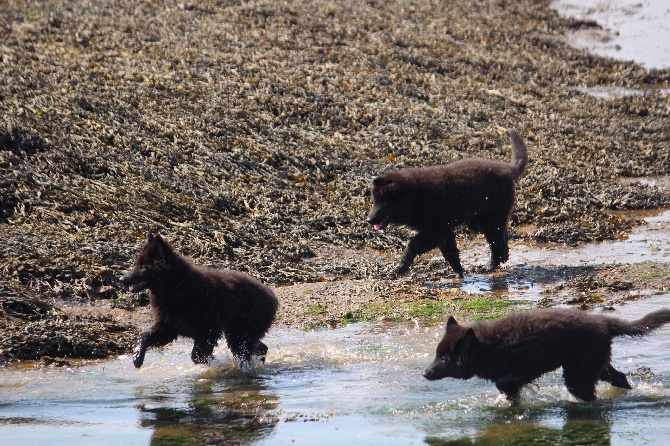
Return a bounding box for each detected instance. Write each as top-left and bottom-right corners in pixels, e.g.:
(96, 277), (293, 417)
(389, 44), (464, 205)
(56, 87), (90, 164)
(1, 212), (669, 445)
(3, 296), (669, 445)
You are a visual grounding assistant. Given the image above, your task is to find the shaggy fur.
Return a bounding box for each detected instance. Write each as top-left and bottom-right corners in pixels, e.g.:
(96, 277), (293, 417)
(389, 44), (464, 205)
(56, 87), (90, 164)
(424, 308), (670, 401)
(367, 129), (528, 277)
(121, 233), (278, 368)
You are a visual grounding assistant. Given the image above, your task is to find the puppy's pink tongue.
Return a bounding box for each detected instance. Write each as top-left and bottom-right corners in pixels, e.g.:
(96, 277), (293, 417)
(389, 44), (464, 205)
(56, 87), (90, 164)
(374, 224), (382, 231)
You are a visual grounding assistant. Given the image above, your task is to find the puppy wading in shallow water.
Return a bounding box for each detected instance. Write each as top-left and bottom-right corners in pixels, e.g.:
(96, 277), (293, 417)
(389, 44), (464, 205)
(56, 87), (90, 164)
(121, 233), (278, 368)
(423, 308), (670, 402)
(367, 129), (528, 277)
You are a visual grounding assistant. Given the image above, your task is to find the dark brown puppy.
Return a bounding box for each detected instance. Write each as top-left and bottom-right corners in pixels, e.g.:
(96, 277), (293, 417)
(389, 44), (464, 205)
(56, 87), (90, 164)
(424, 308), (670, 401)
(367, 129), (528, 277)
(121, 233), (278, 368)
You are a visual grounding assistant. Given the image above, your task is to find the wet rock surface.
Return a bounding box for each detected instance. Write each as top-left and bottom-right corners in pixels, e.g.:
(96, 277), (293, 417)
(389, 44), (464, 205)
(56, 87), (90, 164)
(541, 262), (670, 309)
(0, 285), (137, 362)
(0, 0), (668, 362)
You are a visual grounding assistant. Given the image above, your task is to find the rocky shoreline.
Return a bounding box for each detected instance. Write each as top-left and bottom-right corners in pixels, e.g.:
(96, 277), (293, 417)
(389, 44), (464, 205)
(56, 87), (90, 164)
(1, 0), (668, 363)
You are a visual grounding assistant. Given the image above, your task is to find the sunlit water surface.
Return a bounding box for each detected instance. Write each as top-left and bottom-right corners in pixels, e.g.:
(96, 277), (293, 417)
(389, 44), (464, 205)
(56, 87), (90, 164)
(552, 0), (670, 69)
(1, 300), (669, 445)
(1, 212), (669, 445)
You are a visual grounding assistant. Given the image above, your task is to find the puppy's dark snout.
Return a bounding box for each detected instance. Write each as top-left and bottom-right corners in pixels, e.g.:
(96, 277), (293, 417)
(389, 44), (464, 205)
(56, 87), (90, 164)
(423, 369), (434, 380)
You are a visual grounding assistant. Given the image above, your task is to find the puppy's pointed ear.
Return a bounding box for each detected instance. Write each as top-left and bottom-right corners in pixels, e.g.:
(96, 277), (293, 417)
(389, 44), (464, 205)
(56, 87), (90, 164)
(146, 231), (154, 243)
(373, 176), (384, 186)
(153, 234), (166, 250)
(446, 316), (459, 328)
(151, 234), (172, 258)
(462, 327), (476, 351)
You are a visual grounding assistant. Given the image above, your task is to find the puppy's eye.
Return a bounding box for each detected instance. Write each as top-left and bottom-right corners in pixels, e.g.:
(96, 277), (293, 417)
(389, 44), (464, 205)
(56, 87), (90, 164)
(381, 187), (400, 199)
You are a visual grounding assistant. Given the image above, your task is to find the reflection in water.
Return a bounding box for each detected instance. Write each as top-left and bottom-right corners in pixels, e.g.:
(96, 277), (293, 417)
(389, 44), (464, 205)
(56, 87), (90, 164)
(1, 309), (669, 445)
(425, 396), (670, 445)
(427, 403), (614, 445)
(1, 211), (669, 445)
(138, 369), (279, 445)
(427, 418), (611, 446)
(452, 265), (596, 297)
(433, 210), (670, 299)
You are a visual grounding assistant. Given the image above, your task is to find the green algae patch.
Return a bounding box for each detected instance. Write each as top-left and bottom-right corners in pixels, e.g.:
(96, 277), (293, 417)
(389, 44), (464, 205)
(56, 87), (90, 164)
(451, 297), (526, 321)
(300, 290), (527, 329)
(343, 301), (407, 324)
(408, 301), (449, 319)
(624, 262), (669, 282)
(334, 295), (525, 328)
(425, 419), (611, 445)
(306, 303), (327, 316)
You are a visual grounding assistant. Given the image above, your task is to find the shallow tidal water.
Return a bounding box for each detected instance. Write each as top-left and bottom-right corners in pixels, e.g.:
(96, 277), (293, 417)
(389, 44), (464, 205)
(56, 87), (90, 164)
(552, 0), (670, 70)
(1, 212), (669, 445)
(1, 299), (669, 445)
(453, 209), (670, 299)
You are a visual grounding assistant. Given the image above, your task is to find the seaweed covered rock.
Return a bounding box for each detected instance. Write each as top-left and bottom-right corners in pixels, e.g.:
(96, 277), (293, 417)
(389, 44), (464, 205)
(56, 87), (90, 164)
(0, 0), (668, 361)
(0, 291), (137, 362)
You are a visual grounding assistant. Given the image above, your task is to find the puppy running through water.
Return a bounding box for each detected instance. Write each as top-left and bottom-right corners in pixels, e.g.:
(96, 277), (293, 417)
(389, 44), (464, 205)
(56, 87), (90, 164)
(367, 130), (528, 277)
(424, 308), (670, 401)
(121, 232), (278, 368)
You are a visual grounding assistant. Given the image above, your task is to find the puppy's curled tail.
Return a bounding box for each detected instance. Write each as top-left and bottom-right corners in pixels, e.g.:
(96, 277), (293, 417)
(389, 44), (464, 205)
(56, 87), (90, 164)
(608, 309), (670, 338)
(509, 129), (528, 179)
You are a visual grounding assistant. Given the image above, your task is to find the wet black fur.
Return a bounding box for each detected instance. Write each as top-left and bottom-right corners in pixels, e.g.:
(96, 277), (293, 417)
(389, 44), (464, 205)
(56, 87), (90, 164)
(367, 129), (528, 277)
(424, 308), (670, 402)
(121, 233), (278, 368)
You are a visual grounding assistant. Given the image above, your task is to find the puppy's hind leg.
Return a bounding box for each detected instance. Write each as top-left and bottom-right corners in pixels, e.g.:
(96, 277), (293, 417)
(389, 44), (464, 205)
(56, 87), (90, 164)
(438, 230), (464, 278)
(254, 341), (269, 363)
(226, 334), (255, 368)
(481, 221), (509, 272)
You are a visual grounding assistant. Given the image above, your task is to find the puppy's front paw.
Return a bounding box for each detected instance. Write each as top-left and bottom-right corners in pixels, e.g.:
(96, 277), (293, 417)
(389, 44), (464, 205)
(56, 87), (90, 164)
(132, 351), (145, 369)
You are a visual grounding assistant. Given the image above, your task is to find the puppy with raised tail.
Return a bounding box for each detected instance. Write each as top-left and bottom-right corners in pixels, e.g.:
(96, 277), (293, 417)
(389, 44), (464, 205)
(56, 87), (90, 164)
(367, 130), (528, 277)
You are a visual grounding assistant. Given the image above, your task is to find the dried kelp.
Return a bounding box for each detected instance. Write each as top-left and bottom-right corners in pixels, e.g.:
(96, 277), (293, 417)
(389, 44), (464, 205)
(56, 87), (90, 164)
(0, 0), (668, 360)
